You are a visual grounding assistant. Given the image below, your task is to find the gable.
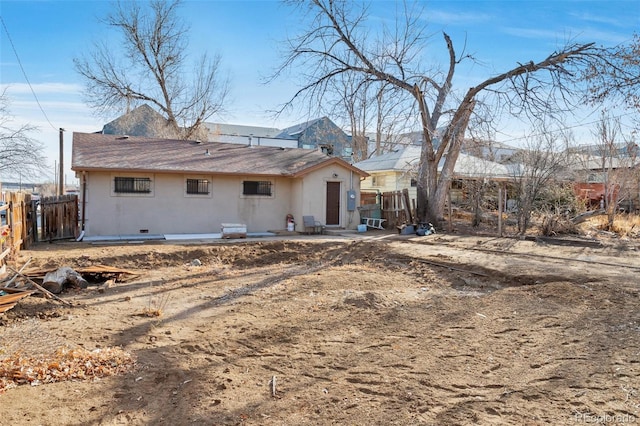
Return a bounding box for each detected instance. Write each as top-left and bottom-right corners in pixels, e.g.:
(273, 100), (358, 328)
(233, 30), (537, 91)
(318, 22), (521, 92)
(102, 104), (171, 137)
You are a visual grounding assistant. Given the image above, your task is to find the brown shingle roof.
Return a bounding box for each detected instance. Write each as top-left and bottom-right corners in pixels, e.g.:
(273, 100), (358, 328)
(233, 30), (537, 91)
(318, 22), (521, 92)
(71, 132), (367, 177)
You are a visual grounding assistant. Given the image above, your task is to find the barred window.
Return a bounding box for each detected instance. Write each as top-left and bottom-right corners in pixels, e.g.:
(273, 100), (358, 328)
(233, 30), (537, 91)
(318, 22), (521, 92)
(187, 178), (210, 194)
(114, 177), (151, 193)
(243, 180), (272, 196)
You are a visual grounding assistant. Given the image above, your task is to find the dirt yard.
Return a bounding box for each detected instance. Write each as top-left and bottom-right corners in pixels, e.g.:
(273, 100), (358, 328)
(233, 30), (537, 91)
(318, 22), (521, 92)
(1, 230), (639, 425)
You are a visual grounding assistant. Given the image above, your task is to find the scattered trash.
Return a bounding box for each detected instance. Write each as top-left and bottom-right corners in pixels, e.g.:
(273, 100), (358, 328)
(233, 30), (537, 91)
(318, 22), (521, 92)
(1, 258), (140, 313)
(416, 222), (436, 237)
(0, 289), (34, 314)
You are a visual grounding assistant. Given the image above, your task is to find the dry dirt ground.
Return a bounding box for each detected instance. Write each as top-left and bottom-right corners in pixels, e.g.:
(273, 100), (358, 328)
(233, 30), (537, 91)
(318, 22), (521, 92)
(1, 230), (639, 425)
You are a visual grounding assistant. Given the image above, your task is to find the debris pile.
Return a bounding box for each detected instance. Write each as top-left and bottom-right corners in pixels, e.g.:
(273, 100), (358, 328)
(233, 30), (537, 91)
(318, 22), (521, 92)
(1, 257), (140, 313)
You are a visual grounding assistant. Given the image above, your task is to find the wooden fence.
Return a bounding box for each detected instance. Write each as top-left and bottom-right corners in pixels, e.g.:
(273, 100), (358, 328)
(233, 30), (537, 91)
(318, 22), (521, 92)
(0, 192), (33, 271)
(0, 192), (79, 275)
(381, 189), (413, 228)
(39, 194), (79, 242)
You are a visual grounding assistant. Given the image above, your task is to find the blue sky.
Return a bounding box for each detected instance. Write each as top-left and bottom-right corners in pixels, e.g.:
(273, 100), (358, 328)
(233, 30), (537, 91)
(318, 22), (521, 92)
(1, 0), (638, 183)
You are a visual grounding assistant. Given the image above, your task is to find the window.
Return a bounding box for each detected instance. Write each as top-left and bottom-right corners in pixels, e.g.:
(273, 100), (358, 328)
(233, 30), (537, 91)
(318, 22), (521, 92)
(410, 178), (417, 187)
(587, 172), (605, 183)
(187, 178), (210, 194)
(243, 180), (272, 196)
(114, 177), (151, 193)
(371, 175), (385, 187)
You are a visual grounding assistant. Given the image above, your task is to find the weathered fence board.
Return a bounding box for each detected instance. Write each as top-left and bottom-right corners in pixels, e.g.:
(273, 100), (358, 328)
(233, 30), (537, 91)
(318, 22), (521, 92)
(360, 190), (415, 229)
(40, 195), (79, 242)
(0, 192), (33, 276)
(381, 190), (411, 228)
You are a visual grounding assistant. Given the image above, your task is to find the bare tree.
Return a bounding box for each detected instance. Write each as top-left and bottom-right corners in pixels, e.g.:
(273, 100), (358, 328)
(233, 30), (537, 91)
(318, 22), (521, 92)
(589, 112), (637, 229)
(326, 74), (374, 161)
(0, 91), (47, 180)
(74, 0), (229, 140)
(510, 124), (572, 234)
(586, 33), (640, 111)
(275, 0), (602, 225)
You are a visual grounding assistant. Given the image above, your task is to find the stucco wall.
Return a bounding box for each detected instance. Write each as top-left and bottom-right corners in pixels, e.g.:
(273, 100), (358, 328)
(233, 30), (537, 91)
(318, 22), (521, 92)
(82, 172), (295, 236)
(81, 165), (363, 236)
(293, 165), (362, 231)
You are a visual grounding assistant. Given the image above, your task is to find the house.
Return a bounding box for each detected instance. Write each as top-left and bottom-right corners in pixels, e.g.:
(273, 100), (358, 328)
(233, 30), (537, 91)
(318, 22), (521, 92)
(566, 148), (640, 211)
(205, 117), (354, 160)
(102, 104), (173, 137)
(275, 117), (353, 160)
(204, 122), (299, 148)
(103, 107), (354, 160)
(354, 145), (512, 204)
(71, 132), (368, 237)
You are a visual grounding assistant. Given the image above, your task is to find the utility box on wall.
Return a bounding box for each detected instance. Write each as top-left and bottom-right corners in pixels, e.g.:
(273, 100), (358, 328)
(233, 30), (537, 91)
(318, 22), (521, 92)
(347, 189), (356, 211)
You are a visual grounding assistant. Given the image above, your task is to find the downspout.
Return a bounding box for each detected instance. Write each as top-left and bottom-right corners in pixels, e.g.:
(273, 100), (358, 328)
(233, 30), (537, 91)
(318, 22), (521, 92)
(348, 171), (354, 227)
(77, 171), (87, 241)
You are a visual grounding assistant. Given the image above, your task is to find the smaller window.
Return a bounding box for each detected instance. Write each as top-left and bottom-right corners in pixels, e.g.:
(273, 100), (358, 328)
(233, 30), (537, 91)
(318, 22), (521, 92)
(410, 178), (417, 187)
(243, 180), (272, 196)
(187, 178), (210, 194)
(114, 177), (151, 194)
(587, 172), (605, 183)
(371, 175), (386, 187)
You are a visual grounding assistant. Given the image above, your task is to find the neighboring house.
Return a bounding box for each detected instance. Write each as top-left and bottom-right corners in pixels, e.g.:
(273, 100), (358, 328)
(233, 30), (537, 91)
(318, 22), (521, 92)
(276, 117), (353, 160)
(207, 117), (354, 160)
(354, 145), (512, 204)
(71, 133), (368, 237)
(566, 150), (639, 210)
(103, 107), (353, 160)
(102, 104), (173, 138)
(204, 122), (298, 148)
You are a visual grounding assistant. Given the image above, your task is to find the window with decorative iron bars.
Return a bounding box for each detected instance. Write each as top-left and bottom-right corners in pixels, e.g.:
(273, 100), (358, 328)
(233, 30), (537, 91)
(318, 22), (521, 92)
(186, 178), (210, 194)
(243, 180), (272, 196)
(114, 177), (151, 193)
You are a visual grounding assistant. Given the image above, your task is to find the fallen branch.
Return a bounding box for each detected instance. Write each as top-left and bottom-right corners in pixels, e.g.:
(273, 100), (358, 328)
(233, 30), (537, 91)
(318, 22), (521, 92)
(411, 258), (489, 277)
(6, 266), (73, 306)
(43, 267), (88, 294)
(3, 257), (32, 288)
(571, 209), (605, 225)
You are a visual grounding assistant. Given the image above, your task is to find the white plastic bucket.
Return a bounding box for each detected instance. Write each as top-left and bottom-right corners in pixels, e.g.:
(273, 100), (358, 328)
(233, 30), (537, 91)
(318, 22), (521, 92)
(287, 222), (295, 232)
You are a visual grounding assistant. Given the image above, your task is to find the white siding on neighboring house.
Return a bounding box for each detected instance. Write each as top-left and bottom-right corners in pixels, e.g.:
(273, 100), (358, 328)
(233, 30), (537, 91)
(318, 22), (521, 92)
(214, 134), (299, 148)
(360, 171), (417, 202)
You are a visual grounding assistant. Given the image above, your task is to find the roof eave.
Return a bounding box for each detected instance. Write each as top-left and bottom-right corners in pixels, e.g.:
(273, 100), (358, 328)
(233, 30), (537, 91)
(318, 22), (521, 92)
(71, 166), (298, 178)
(291, 157), (369, 178)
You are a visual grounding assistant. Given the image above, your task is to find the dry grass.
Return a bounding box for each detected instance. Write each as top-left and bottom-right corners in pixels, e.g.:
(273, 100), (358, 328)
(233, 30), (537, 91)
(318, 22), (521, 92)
(141, 292), (171, 318)
(540, 213), (577, 236)
(584, 213), (640, 237)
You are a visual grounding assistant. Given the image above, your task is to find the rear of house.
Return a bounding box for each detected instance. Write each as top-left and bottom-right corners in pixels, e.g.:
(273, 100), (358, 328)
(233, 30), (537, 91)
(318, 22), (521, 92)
(71, 133), (368, 238)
